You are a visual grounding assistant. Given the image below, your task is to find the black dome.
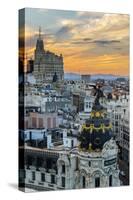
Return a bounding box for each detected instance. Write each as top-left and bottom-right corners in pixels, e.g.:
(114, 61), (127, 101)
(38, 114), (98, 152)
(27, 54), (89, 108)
(79, 86), (112, 151)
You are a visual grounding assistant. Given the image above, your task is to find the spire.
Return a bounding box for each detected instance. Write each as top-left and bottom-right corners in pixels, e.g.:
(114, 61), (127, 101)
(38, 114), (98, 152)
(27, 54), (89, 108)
(39, 26), (41, 39)
(36, 26), (44, 51)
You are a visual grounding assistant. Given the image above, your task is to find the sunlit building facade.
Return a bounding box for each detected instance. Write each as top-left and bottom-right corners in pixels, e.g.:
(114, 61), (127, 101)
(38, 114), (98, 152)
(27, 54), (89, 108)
(33, 28), (64, 84)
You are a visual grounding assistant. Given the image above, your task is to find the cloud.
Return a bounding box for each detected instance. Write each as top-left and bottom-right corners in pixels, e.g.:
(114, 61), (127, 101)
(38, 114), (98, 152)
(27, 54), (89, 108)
(71, 39), (120, 46)
(77, 11), (104, 20)
(55, 24), (74, 40)
(83, 38), (92, 41)
(23, 9), (129, 75)
(93, 39), (120, 46)
(55, 18), (82, 41)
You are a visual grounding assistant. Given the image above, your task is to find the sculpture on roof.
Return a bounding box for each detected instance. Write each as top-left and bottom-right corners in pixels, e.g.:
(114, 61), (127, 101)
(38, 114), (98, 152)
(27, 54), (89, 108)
(90, 84), (104, 108)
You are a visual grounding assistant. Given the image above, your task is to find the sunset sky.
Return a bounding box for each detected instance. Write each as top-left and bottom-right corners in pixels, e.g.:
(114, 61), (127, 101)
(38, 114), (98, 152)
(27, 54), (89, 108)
(20, 8), (129, 75)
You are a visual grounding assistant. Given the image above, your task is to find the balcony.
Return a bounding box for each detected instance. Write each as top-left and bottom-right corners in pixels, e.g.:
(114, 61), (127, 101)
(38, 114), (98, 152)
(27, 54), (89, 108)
(38, 182), (44, 185)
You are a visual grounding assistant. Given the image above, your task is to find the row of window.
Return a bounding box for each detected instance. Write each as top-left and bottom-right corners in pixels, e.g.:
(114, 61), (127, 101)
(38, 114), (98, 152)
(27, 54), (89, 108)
(32, 172), (55, 184)
(31, 172), (66, 187)
(82, 175), (112, 188)
(85, 102), (92, 109)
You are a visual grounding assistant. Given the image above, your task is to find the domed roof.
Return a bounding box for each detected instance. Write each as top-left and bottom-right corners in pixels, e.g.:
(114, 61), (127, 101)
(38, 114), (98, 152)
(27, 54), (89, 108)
(78, 86), (113, 151)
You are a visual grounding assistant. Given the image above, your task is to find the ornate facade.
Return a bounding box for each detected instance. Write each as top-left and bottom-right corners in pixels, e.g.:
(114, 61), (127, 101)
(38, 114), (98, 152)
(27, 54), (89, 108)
(33, 28), (64, 84)
(21, 139), (120, 191)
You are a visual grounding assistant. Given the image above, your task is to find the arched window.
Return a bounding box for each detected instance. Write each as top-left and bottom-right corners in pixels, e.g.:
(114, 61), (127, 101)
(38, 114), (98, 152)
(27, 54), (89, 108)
(62, 164), (65, 174)
(95, 177), (100, 187)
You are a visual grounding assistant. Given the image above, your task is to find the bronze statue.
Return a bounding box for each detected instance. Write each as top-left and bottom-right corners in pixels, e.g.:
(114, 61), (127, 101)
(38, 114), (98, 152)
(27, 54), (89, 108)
(90, 85), (104, 106)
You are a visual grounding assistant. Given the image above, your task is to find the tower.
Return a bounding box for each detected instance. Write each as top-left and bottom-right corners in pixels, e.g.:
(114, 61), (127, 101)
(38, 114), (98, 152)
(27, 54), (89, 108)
(75, 86), (120, 188)
(35, 27), (44, 52)
(79, 86), (112, 151)
(33, 27), (64, 84)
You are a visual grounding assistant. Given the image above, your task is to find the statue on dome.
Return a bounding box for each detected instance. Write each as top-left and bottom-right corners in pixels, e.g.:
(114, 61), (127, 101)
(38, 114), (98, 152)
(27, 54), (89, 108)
(90, 84), (104, 107)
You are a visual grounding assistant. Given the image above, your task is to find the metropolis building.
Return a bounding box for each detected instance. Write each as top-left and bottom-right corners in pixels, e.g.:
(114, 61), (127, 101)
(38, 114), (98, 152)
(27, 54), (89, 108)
(19, 88), (120, 191)
(33, 28), (64, 84)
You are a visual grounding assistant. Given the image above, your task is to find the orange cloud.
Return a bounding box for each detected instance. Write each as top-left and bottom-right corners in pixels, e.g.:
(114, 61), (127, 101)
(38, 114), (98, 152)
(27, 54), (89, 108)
(22, 13), (129, 76)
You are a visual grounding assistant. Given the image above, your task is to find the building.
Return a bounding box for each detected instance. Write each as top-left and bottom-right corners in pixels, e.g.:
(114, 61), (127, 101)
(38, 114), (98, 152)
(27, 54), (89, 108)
(81, 74), (91, 82)
(84, 95), (95, 113)
(20, 138), (120, 191)
(78, 95), (95, 121)
(27, 59), (34, 73)
(119, 109), (129, 163)
(25, 93), (72, 113)
(24, 111), (58, 129)
(100, 94), (129, 141)
(33, 28), (64, 84)
(25, 74), (36, 85)
(119, 108), (129, 185)
(43, 95), (72, 113)
(19, 87), (120, 191)
(100, 93), (129, 185)
(72, 92), (85, 112)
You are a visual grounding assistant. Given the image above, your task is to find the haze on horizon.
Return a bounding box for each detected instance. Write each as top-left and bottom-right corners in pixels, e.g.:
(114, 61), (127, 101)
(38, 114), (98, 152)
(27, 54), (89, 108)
(19, 8), (129, 76)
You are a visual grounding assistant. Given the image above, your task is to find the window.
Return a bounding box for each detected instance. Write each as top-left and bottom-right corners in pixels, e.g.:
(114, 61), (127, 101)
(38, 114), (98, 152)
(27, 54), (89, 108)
(83, 176), (86, 188)
(88, 161), (91, 167)
(53, 117), (56, 128)
(109, 175), (112, 186)
(32, 117), (37, 128)
(39, 118), (43, 128)
(86, 103), (89, 108)
(32, 171), (35, 181)
(71, 140), (74, 147)
(29, 131), (32, 141)
(95, 177), (100, 188)
(116, 128), (118, 133)
(62, 165), (65, 174)
(115, 121), (118, 126)
(51, 174), (55, 184)
(115, 115), (118, 120)
(47, 118), (52, 129)
(62, 177), (65, 187)
(41, 173), (45, 182)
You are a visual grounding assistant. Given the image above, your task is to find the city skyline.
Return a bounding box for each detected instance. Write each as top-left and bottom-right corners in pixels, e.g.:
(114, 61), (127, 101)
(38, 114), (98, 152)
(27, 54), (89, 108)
(20, 8), (129, 75)
(19, 8), (130, 191)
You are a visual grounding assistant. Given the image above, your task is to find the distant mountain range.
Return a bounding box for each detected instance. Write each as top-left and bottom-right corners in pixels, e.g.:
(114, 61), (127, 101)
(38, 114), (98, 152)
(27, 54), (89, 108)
(64, 73), (81, 80)
(90, 74), (120, 80)
(64, 73), (128, 81)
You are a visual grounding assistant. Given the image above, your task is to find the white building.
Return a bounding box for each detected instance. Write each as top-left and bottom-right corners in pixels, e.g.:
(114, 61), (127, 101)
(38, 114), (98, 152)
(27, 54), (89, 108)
(21, 138), (120, 191)
(119, 108), (129, 163)
(79, 95), (94, 120)
(84, 96), (95, 113)
(100, 95), (129, 141)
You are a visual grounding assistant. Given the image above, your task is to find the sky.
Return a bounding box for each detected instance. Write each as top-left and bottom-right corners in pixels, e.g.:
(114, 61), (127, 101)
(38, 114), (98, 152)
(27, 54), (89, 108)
(19, 8), (129, 75)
